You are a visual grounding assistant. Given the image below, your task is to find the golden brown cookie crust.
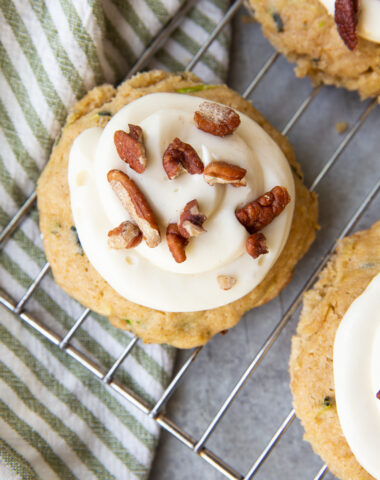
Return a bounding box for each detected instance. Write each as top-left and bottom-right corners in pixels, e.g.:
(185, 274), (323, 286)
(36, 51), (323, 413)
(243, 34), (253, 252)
(249, 0), (380, 100)
(290, 220), (380, 480)
(37, 70), (318, 348)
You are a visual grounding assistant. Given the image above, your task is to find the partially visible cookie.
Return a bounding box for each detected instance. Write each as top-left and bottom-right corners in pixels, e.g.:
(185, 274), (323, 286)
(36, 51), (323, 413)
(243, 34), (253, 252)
(290, 220), (380, 480)
(37, 70), (318, 349)
(250, 0), (380, 100)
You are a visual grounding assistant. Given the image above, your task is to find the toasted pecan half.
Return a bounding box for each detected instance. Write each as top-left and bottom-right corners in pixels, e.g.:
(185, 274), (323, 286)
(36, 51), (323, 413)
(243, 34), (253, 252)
(335, 0), (359, 50)
(107, 169), (161, 248)
(204, 161), (247, 187)
(163, 138), (204, 180)
(114, 124), (147, 173)
(235, 186), (290, 234)
(194, 102), (240, 137)
(166, 223), (189, 263)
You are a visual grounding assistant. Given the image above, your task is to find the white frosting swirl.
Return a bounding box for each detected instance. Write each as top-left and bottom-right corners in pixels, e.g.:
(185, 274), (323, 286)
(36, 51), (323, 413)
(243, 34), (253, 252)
(320, 0), (380, 44)
(334, 272), (380, 479)
(68, 93), (294, 312)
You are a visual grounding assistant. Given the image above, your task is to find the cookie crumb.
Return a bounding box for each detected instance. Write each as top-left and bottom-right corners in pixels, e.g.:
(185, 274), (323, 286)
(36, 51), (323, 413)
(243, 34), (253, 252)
(241, 15), (256, 24)
(217, 275), (237, 290)
(335, 121), (348, 134)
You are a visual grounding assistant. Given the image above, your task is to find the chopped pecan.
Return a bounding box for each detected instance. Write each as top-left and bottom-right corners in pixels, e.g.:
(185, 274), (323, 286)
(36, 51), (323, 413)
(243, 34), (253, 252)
(163, 138), (204, 180)
(217, 275), (237, 290)
(246, 233), (268, 259)
(107, 169), (161, 248)
(335, 0), (359, 50)
(114, 124), (147, 173)
(107, 221), (142, 249)
(376, 390), (380, 400)
(194, 101), (240, 137)
(178, 199), (207, 238)
(235, 186), (290, 234)
(166, 223), (189, 263)
(203, 161), (247, 187)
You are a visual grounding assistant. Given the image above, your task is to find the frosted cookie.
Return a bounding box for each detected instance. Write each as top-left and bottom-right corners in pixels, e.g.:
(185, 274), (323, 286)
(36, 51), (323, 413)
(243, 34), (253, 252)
(290, 220), (380, 480)
(37, 70), (318, 348)
(250, 0), (380, 100)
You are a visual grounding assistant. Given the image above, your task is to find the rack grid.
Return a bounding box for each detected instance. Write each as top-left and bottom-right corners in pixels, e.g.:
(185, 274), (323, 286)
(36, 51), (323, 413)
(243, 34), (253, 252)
(0, 1), (379, 479)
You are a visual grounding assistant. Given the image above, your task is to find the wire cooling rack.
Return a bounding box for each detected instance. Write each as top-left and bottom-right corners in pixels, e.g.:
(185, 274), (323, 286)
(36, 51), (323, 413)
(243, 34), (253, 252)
(1, 1), (379, 479)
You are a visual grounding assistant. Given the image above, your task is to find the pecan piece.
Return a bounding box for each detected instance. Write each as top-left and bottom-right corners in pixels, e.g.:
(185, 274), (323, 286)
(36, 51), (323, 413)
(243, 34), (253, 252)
(114, 124), (147, 173)
(235, 186), (290, 234)
(107, 169), (161, 248)
(204, 161), (247, 187)
(178, 199), (207, 238)
(163, 138), (204, 180)
(194, 101), (240, 137)
(107, 221), (142, 249)
(217, 275), (237, 290)
(335, 0), (359, 50)
(246, 233), (268, 259)
(166, 223), (189, 263)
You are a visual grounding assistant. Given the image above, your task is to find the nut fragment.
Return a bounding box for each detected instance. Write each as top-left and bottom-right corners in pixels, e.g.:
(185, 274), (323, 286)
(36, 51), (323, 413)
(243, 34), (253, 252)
(163, 138), (204, 180)
(194, 101), (240, 137)
(335, 121), (348, 134)
(246, 233), (268, 259)
(235, 186), (290, 234)
(107, 221), (142, 249)
(107, 169), (161, 248)
(166, 223), (189, 263)
(217, 275), (237, 290)
(178, 199), (207, 238)
(114, 124), (147, 173)
(203, 161), (247, 187)
(334, 0), (359, 50)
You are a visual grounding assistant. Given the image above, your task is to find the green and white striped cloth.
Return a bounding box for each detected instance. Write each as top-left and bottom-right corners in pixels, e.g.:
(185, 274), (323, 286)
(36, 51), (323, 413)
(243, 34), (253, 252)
(0, 0), (230, 478)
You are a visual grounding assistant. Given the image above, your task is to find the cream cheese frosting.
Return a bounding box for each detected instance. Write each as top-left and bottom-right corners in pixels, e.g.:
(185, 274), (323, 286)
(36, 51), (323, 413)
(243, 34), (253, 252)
(334, 272), (380, 479)
(68, 93), (295, 312)
(320, 0), (380, 44)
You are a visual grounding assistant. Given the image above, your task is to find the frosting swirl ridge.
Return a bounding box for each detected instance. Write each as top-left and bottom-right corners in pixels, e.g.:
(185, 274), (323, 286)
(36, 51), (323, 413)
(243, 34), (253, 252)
(68, 93), (295, 312)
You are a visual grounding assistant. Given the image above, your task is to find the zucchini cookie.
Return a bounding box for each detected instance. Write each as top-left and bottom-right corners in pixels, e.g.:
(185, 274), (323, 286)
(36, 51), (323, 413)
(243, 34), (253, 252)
(37, 70), (318, 349)
(290, 220), (380, 480)
(249, 0), (380, 100)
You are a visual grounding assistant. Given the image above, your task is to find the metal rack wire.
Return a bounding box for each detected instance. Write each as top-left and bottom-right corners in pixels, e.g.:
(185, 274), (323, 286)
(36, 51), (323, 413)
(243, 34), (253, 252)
(0, 1), (379, 479)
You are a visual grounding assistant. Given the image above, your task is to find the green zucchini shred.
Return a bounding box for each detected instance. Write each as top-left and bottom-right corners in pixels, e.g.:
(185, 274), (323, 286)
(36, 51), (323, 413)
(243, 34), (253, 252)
(176, 84), (216, 94)
(272, 12), (284, 33)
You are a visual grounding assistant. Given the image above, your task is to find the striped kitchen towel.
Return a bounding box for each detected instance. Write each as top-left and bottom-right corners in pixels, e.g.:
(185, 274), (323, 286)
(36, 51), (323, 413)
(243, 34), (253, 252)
(0, 1), (230, 479)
